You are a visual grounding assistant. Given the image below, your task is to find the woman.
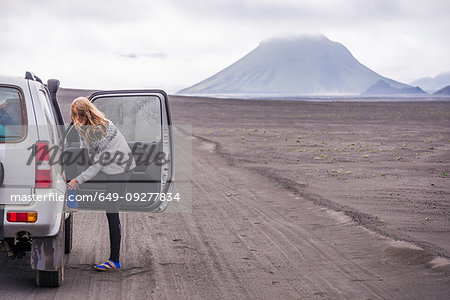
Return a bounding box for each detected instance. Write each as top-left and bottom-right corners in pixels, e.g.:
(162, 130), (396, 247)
(67, 97), (136, 271)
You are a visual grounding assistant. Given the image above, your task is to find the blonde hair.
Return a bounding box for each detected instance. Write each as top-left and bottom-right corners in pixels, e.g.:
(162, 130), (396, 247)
(70, 97), (108, 145)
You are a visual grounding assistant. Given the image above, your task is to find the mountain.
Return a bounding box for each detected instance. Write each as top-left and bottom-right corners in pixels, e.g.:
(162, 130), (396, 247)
(433, 84), (450, 95)
(411, 72), (450, 93)
(363, 80), (426, 96)
(178, 35), (416, 96)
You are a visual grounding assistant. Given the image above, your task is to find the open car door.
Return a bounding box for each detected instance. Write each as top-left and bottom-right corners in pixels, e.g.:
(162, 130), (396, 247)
(63, 90), (174, 212)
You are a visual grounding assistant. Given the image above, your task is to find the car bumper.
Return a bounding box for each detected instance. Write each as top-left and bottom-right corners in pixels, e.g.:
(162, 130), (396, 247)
(2, 188), (65, 238)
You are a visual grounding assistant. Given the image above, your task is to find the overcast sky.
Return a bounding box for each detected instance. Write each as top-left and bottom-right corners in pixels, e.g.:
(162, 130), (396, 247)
(1, 0), (449, 93)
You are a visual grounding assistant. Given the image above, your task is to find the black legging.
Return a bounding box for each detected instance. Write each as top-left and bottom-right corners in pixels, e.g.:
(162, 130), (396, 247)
(105, 170), (132, 263)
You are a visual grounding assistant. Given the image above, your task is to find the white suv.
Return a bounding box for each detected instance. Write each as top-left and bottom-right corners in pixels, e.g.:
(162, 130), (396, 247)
(0, 72), (70, 287)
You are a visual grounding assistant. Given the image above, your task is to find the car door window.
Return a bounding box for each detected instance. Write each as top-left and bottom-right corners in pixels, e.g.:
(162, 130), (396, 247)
(0, 86), (26, 142)
(93, 96), (161, 142)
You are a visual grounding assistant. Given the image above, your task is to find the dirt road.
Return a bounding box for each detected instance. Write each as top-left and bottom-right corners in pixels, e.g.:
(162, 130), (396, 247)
(169, 96), (450, 259)
(1, 131), (449, 299)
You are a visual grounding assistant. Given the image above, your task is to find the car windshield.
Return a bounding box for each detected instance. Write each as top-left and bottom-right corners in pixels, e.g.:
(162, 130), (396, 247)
(0, 86), (26, 142)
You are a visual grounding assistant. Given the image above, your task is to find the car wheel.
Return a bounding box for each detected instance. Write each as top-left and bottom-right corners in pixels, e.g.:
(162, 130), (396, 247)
(34, 215), (65, 287)
(35, 265), (64, 287)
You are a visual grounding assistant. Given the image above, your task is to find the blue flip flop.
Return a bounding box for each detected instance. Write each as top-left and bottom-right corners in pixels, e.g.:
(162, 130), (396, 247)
(94, 260), (121, 271)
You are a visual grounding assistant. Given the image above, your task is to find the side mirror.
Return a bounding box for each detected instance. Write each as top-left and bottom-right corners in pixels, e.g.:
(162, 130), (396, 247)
(47, 79), (65, 129)
(47, 79), (60, 94)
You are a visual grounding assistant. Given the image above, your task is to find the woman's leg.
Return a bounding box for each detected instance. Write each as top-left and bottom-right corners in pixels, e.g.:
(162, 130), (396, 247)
(105, 171), (132, 263)
(106, 212), (121, 262)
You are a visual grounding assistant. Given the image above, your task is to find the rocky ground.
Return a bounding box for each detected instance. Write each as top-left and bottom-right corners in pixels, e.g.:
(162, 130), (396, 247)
(1, 91), (448, 299)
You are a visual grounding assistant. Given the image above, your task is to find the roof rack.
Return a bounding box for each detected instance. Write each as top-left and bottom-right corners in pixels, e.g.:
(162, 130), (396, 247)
(25, 71), (43, 84)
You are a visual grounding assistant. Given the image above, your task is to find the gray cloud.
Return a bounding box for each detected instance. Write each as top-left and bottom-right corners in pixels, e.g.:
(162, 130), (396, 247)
(169, 0), (343, 22)
(1, 0), (449, 91)
(118, 52), (167, 59)
(169, 0), (450, 24)
(0, 0), (152, 24)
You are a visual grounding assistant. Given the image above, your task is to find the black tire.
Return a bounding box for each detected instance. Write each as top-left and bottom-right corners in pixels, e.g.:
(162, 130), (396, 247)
(35, 267), (64, 287)
(64, 213), (73, 254)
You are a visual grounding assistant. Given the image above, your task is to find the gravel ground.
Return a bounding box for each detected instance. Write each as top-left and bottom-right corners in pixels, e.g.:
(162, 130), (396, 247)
(2, 90), (448, 299)
(168, 95), (450, 258)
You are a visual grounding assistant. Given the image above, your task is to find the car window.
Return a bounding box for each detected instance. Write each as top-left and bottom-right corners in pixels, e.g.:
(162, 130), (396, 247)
(0, 86), (26, 142)
(93, 96), (162, 142)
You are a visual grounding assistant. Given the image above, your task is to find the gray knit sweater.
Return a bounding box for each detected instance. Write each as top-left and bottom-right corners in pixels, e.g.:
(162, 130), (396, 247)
(75, 120), (136, 184)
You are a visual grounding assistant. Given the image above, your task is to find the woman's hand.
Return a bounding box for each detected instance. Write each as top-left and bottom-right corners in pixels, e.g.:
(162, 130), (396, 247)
(67, 178), (79, 190)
